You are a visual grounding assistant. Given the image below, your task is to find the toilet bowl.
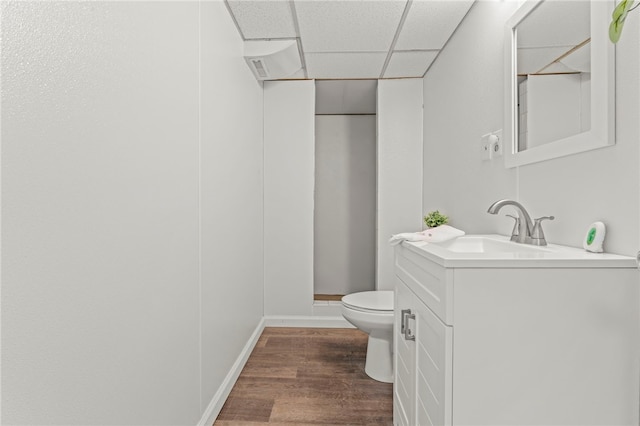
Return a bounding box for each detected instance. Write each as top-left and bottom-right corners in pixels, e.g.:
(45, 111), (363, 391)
(341, 291), (394, 383)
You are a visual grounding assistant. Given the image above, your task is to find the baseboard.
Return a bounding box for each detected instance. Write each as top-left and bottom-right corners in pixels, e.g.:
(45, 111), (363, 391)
(264, 315), (354, 328)
(197, 317), (266, 426)
(313, 300), (344, 317)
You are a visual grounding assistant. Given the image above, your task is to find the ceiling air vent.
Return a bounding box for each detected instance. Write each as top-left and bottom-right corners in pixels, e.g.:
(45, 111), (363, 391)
(244, 40), (302, 81)
(250, 59), (269, 79)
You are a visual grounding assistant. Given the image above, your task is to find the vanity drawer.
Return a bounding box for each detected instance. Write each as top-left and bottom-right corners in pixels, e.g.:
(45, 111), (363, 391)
(395, 245), (453, 325)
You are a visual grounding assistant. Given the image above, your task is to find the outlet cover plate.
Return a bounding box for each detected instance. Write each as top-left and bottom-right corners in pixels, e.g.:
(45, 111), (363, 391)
(481, 133), (492, 161)
(491, 129), (503, 158)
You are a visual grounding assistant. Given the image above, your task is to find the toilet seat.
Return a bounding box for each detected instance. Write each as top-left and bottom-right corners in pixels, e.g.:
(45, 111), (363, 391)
(342, 291), (394, 313)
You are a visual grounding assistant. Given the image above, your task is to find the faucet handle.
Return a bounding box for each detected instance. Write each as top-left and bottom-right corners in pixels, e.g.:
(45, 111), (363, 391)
(505, 214), (520, 239)
(531, 216), (555, 245)
(534, 215), (555, 224)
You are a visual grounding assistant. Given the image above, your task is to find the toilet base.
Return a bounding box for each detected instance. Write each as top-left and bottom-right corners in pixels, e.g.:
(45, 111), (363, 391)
(364, 332), (393, 383)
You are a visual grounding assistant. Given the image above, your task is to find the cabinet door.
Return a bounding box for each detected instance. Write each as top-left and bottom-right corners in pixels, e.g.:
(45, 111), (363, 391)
(415, 299), (453, 426)
(394, 278), (416, 426)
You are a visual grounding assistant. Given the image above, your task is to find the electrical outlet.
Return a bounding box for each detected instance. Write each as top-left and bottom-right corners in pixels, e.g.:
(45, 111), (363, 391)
(491, 129), (503, 158)
(480, 133), (492, 161)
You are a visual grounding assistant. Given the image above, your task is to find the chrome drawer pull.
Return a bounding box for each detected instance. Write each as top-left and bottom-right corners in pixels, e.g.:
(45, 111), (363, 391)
(405, 312), (416, 341)
(401, 309), (416, 341)
(401, 309), (411, 336)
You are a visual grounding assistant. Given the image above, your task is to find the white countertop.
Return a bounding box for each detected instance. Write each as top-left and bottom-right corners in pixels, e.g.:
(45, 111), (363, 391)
(402, 234), (638, 269)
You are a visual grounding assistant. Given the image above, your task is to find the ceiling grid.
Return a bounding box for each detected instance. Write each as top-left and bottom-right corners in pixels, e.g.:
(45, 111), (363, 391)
(379, 0), (414, 78)
(225, 0), (475, 80)
(288, 0), (308, 78)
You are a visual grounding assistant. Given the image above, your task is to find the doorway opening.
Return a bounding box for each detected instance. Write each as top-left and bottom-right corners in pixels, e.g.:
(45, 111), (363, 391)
(313, 80), (377, 301)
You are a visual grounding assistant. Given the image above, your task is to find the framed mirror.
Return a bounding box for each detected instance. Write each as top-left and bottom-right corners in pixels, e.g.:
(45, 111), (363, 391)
(504, 0), (615, 168)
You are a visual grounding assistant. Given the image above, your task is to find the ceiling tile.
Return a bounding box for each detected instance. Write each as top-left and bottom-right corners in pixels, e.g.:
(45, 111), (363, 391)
(227, 0), (297, 39)
(306, 53), (387, 79)
(295, 1), (408, 53)
(395, 0), (474, 51)
(384, 50), (438, 78)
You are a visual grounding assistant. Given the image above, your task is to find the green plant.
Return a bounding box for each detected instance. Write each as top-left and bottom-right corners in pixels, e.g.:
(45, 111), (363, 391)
(423, 210), (449, 228)
(610, 0), (638, 43)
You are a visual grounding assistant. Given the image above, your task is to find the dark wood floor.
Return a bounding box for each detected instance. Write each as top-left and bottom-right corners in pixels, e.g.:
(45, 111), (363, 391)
(313, 294), (344, 301)
(214, 327), (393, 425)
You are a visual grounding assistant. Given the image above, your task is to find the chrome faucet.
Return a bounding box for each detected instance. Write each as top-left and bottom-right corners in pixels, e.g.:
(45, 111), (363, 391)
(487, 199), (554, 246)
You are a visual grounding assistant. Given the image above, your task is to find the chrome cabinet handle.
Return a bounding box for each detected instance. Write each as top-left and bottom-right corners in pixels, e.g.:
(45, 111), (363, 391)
(401, 309), (416, 341)
(401, 309), (411, 336)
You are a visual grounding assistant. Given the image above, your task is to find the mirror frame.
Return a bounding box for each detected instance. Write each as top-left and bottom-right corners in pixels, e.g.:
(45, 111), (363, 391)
(504, 0), (615, 168)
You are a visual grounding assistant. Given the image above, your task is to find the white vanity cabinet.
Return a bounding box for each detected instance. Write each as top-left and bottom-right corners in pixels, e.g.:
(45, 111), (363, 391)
(394, 277), (452, 426)
(393, 238), (639, 426)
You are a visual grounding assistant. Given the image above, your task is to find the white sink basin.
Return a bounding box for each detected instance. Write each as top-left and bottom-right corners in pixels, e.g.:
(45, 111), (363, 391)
(404, 234), (635, 268)
(431, 235), (550, 254)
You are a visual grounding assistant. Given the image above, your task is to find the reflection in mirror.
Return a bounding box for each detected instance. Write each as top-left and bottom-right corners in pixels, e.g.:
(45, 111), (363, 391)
(516, 1), (591, 151)
(504, 0), (615, 168)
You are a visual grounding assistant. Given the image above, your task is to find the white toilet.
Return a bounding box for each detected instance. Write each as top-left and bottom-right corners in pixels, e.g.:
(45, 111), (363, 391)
(341, 290), (394, 383)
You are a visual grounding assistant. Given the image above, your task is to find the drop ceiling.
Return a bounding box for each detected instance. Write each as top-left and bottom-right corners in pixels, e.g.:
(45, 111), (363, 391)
(225, 0), (475, 80)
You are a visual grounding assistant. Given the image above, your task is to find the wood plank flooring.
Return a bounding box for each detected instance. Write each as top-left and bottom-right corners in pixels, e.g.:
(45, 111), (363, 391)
(313, 294), (344, 301)
(214, 327), (393, 425)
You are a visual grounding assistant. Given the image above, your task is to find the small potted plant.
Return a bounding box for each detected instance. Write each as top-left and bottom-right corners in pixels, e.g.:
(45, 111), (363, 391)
(423, 210), (449, 228)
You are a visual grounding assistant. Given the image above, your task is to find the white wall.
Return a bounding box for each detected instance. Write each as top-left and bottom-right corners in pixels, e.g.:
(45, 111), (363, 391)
(1, 2), (264, 424)
(423, 2), (518, 236)
(264, 80), (315, 316)
(423, 1), (639, 256)
(200, 0), (264, 415)
(377, 79), (424, 291)
(314, 115), (376, 295)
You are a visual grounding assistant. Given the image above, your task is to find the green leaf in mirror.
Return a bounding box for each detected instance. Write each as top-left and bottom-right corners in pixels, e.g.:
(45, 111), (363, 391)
(610, 0), (637, 43)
